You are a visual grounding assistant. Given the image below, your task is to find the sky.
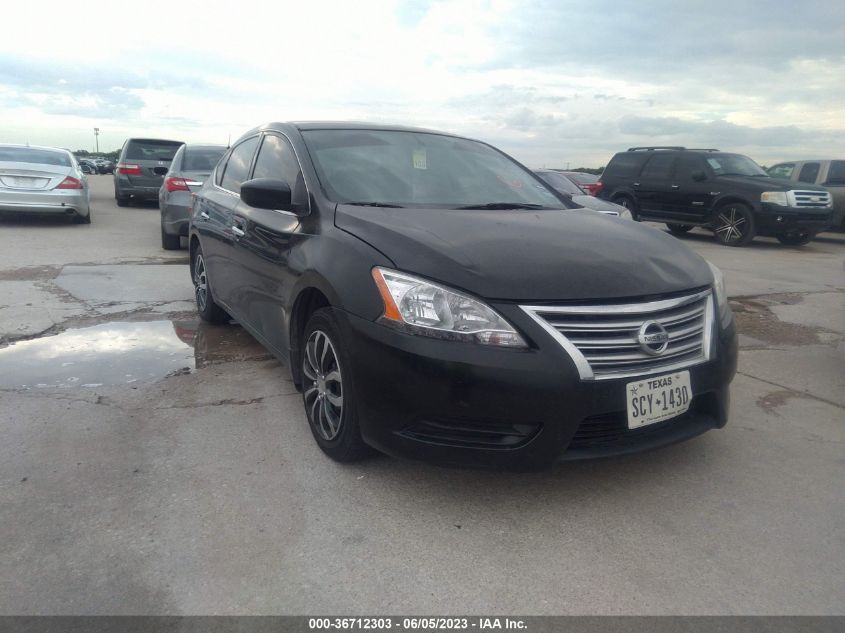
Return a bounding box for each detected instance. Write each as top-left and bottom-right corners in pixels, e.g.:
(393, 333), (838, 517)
(1, 0), (843, 168)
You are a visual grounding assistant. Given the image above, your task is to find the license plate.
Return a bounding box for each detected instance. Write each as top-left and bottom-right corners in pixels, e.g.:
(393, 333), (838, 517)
(626, 371), (691, 429)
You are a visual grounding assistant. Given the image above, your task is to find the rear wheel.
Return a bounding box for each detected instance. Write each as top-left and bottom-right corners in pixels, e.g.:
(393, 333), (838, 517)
(776, 230), (814, 246)
(713, 203), (755, 246)
(666, 223), (693, 234)
(301, 308), (372, 462)
(612, 195), (639, 220)
(161, 225), (181, 250)
(191, 245), (229, 323)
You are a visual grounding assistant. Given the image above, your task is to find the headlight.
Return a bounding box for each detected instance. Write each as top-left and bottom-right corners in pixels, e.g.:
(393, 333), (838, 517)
(371, 267), (527, 348)
(761, 191), (788, 206)
(706, 261), (731, 327)
(618, 208), (633, 220)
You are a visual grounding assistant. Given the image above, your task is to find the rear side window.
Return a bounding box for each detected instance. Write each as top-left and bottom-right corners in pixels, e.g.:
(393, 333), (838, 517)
(0, 147), (71, 166)
(640, 154), (675, 180)
(768, 163), (795, 179)
(826, 160), (845, 185)
(797, 162), (820, 184)
(605, 153), (647, 178)
(125, 140), (182, 161)
(184, 147), (226, 171)
(220, 137), (259, 193)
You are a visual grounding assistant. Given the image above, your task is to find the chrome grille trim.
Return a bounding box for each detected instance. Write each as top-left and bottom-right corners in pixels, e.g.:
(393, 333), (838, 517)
(787, 190), (832, 208)
(521, 289), (715, 381)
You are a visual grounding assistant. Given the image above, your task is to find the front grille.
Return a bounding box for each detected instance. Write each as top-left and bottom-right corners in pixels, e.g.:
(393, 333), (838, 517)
(522, 289), (714, 380)
(398, 418), (541, 449)
(569, 409), (684, 450)
(788, 190), (832, 208)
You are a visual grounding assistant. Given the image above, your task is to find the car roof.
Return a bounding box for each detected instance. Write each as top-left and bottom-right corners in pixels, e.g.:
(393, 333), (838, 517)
(125, 138), (183, 144)
(181, 143), (227, 150)
(248, 121), (465, 139)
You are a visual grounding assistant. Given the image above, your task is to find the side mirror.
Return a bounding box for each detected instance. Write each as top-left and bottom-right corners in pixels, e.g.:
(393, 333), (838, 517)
(691, 170), (707, 182)
(240, 178), (293, 211)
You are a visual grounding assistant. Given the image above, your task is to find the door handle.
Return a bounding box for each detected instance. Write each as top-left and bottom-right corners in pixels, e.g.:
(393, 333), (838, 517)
(633, 182), (641, 186)
(231, 226), (245, 237)
(199, 211), (210, 220)
(671, 185), (680, 189)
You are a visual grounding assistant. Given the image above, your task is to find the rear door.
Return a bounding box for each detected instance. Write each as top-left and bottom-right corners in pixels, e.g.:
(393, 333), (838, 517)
(635, 153), (676, 216)
(192, 136), (260, 309)
(123, 139), (183, 188)
(820, 160), (845, 227)
(228, 132), (308, 355)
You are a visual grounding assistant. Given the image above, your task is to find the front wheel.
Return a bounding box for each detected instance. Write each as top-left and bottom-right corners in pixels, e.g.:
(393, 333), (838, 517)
(776, 230), (814, 246)
(191, 245), (229, 323)
(713, 203), (755, 246)
(301, 308), (372, 462)
(613, 195), (639, 220)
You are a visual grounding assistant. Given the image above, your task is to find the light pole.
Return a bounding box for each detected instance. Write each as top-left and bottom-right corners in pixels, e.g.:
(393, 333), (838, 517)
(93, 128), (99, 154)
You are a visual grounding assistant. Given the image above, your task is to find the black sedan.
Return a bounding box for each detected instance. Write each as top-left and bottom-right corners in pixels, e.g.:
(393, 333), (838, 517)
(188, 122), (737, 469)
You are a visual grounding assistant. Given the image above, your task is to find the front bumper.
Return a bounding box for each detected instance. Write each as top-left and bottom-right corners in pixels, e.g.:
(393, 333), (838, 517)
(756, 204), (833, 234)
(336, 307), (738, 470)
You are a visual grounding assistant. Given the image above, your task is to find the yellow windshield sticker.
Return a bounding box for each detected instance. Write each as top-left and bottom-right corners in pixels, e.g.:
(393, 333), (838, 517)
(412, 149), (427, 170)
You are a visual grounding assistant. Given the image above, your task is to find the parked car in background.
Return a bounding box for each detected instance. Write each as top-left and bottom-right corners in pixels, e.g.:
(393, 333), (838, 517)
(159, 143), (227, 249)
(114, 138), (183, 207)
(767, 160), (845, 230)
(597, 147), (833, 246)
(78, 159), (98, 175)
(0, 144), (91, 224)
(96, 159), (114, 174)
(560, 170), (602, 195)
(534, 169), (632, 219)
(188, 122), (736, 469)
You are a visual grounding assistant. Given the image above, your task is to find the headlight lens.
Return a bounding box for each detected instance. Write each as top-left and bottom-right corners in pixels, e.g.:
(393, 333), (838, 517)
(371, 267), (527, 347)
(761, 191), (788, 206)
(706, 261), (731, 327)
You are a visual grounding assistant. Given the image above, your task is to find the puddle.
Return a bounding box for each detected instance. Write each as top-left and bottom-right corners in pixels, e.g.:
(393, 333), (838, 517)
(0, 319), (272, 389)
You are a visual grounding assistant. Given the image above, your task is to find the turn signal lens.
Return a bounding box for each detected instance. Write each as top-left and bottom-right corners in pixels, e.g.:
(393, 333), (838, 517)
(371, 267), (527, 347)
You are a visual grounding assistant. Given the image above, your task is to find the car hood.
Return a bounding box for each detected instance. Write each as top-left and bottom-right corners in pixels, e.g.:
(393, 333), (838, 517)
(335, 204), (713, 301)
(720, 174), (827, 191)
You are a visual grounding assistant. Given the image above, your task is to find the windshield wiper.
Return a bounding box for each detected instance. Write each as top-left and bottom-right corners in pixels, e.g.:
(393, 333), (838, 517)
(455, 202), (547, 210)
(344, 201), (404, 208)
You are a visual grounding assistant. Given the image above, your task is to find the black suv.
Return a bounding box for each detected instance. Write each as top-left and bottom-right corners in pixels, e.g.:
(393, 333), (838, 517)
(188, 123), (737, 469)
(597, 147), (833, 246)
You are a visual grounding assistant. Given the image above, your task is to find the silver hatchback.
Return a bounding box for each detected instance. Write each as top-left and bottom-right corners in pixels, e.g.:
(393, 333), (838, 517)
(0, 145), (91, 223)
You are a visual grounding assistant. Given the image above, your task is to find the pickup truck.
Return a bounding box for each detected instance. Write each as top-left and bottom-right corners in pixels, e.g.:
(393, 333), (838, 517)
(767, 160), (845, 230)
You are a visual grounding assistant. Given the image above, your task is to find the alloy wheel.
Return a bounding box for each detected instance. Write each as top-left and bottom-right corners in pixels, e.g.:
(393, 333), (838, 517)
(302, 330), (344, 441)
(193, 254), (208, 312)
(715, 206), (747, 244)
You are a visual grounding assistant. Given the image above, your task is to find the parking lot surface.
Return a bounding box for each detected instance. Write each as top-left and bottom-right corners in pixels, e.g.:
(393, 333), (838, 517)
(0, 176), (843, 614)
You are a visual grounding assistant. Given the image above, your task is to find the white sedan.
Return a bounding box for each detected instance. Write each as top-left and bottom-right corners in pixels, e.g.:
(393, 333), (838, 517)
(0, 144), (91, 224)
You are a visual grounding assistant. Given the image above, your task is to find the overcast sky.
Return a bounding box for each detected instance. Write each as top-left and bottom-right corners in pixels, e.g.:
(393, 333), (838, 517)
(1, 0), (843, 167)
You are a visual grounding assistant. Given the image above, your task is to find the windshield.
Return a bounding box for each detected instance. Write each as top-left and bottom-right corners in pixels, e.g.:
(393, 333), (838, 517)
(0, 147), (71, 166)
(184, 147), (226, 171)
(302, 129), (564, 208)
(125, 140), (182, 161)
(706, 154), (767, 177)
(535, 170), (584, 195)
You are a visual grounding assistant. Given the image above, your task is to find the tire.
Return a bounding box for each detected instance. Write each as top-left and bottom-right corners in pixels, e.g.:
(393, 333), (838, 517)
(666, 223), (693, 234)
(301, 308), (372, 462)
(612, 195), (639, 220)
(713, 202), (755, 246)
(776, 230), (814, 246)
(161, 225), (181, 250)
(191, 245), (229, 323)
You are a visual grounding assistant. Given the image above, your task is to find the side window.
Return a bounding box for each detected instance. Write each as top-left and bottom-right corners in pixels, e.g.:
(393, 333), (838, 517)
(214, 148), (232, 186)
(220, 137), (259, 193)
(797, 162), (820, 184)
(640, 153), (675, 180)
(767, 163), (795, 179)
(171, 146), (184, 172)
(606, 153), (646, 178)
(825, 160), (845, 185)
(252, 134), (308, 211)
(676, 155), (707, 181)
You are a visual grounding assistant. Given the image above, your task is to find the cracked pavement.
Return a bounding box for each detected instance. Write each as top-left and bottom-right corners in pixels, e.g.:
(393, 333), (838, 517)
(0, 177), (843, 614)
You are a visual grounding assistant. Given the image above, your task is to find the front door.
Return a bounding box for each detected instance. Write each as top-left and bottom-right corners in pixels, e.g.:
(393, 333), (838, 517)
(668, 155), (717, 222)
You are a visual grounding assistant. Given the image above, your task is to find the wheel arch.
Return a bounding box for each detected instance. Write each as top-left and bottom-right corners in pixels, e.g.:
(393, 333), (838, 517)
(288, 277), (340, 389)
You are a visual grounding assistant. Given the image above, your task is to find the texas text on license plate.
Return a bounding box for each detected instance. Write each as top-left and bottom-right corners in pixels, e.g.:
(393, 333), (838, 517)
(626, 371), (692, 429)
